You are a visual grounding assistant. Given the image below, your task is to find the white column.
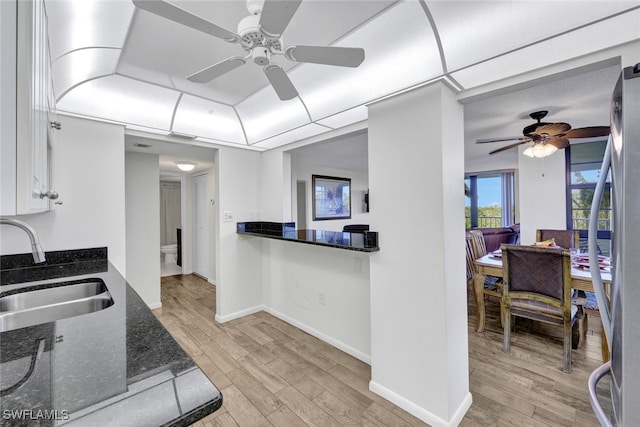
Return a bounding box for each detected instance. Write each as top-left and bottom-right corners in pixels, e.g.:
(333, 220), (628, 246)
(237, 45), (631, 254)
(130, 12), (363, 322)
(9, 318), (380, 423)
(125, 151), (161, 308)
(368, 82), (471, 426)
(215, 147), (264, 322)
(517, 147), (567, 245)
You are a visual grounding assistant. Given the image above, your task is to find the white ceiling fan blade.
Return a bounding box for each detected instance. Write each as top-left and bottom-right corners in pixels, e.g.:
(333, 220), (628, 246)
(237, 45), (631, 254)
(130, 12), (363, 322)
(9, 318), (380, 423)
(284, 45), (365, 67)
(258, 0), (302, 38)
(132, 0), (240, 42)
(264, 64), (298, 101)
(187, 57), (246, 83)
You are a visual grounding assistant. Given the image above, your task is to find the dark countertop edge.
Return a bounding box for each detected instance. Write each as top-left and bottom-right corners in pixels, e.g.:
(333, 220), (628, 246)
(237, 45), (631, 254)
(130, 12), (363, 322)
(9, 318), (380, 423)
(0, 248), (223, 426)
(162, 398), (223, 427)
(237, 231), (380, 252)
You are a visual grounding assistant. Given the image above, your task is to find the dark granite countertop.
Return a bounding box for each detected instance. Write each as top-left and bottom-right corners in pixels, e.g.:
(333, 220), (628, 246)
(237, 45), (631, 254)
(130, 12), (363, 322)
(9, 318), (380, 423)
(0, 248), (222, 426)
(237, 222), (379, 252)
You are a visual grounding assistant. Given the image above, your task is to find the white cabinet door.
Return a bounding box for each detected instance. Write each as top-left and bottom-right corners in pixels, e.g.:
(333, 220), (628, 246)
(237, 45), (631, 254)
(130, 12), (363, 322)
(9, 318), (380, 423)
(1, 0), (56, 215)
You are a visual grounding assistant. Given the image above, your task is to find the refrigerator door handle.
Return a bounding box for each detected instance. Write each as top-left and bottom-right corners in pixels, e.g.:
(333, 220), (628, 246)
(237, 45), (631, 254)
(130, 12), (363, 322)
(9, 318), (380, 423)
(589, 361), (614, 427)
(588, 134), (613, 347)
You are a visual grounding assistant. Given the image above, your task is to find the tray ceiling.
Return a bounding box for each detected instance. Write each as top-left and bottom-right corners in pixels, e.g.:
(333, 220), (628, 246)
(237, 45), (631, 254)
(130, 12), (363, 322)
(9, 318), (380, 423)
(47, 0), (640, 151)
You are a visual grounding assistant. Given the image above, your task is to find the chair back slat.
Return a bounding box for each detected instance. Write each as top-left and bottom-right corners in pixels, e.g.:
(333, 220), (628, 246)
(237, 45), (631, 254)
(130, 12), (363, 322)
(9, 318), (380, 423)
(465, 232), (476, 284)
(469, 230), (488, 258)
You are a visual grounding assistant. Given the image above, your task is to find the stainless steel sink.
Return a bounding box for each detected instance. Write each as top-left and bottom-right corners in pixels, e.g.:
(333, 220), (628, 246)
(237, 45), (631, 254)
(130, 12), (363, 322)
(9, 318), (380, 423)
(0, 279), (114, 332)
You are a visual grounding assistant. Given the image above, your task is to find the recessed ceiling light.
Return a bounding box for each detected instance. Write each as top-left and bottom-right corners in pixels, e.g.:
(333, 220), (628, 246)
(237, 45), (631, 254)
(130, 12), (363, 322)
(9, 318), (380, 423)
(175, 161), (197, 172)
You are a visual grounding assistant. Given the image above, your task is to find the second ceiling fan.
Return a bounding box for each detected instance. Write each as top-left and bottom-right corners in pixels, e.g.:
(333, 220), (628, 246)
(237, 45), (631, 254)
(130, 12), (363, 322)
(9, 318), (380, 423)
(132, 0), (366, 101)
(476, 110), (610, 156)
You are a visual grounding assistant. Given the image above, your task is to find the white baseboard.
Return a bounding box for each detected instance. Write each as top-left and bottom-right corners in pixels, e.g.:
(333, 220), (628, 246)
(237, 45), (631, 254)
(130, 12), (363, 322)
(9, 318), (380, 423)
(369, 381), (472, 427)
(148, 302), (162, 310)
(264, 306), (371, 365)
(215, 304), (265, 323)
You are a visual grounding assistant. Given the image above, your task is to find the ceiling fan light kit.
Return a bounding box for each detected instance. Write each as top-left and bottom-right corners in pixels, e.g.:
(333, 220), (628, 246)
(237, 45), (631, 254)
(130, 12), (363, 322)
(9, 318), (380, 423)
(476, 110), (610, 157)
(523, 143), (558, 158)
(133, 0), (366, 101)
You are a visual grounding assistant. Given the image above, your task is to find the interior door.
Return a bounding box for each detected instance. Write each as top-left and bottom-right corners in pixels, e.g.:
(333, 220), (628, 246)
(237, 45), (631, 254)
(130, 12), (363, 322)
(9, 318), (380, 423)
(192, 173), (209, 279)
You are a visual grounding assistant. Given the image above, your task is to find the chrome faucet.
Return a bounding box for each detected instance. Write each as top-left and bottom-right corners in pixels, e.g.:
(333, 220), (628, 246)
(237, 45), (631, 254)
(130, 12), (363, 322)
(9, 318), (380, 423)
(0, 217), (46, 263)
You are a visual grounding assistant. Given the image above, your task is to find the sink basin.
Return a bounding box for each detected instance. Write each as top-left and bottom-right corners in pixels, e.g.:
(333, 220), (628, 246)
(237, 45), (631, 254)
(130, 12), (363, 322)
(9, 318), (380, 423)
(0, 279), (114, 332)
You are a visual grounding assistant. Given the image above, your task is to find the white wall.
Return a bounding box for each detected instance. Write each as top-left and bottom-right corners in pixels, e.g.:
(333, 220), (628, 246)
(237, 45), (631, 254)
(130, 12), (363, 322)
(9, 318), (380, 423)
(1, 115), (126, 274)
(465, 153), (518, 175)
(517, 146), (567, 244)
(260, 149), (292, 222)
(262, 239), (371, 362)
(214, 147), (264, 321)
(368, 82), (470, 426)
(292, 161), (370, 231)
(125, 151), (161, 308)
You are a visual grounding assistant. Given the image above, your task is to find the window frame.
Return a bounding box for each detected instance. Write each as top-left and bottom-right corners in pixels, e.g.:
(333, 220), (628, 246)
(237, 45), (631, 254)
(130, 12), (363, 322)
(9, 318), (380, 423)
(564, 141), (612, 248)
(465, 169), (515, 229)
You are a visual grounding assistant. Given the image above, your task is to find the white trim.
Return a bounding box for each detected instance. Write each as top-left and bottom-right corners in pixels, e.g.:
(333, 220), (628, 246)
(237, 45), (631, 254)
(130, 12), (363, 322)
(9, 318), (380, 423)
(263, 306), (371, 365)
(148, 302), (162, 310)
(215, 304), (264, 323)
(368, 381), (472, 427)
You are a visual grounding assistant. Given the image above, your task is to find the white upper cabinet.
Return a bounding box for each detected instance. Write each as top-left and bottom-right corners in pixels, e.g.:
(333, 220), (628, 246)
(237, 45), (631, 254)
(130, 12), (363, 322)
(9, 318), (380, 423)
(1, 0), (58, 215)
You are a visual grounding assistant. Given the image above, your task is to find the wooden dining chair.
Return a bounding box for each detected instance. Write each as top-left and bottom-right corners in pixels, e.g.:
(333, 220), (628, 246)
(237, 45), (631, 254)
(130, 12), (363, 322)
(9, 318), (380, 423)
(501, 244), (582, 373)
(467, 230), (504, 328)
(536, 229), (579, 249)
(465, 232), (476, 287)
(469, 230), (502, 290)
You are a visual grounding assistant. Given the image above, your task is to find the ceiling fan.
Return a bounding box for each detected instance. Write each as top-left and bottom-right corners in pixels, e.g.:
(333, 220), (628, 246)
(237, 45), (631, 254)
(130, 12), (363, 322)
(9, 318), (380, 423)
(132, 0), (365, 101)
(476, 110), (610, 156)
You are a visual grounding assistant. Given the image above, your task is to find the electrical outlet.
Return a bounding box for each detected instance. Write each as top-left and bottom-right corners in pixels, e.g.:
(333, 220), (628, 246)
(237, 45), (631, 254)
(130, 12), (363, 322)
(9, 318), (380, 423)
(318, 292), (326, 306)
(223, 211), (233, 222)
(294, 281), (311, 310)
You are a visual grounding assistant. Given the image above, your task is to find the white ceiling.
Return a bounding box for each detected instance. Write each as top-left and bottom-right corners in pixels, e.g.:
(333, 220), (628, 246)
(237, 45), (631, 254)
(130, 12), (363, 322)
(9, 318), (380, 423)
(47, 0), (640, 156)
(464, 62), (623, 163)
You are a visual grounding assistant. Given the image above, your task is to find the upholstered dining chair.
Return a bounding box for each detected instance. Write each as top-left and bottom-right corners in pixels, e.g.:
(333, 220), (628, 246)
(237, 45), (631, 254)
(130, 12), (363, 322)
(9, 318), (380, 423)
(501, 244), (581, 373)
(536, 229), (579, 249)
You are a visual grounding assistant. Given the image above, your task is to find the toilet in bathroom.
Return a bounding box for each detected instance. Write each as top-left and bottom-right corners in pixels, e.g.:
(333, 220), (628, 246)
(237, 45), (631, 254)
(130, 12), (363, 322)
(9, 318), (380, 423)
(160, 244), (178, 263)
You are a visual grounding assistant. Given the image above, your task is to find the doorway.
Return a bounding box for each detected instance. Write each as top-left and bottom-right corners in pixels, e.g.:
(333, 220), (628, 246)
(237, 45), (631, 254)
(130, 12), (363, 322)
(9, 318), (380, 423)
(192, 173), (209, 279)
(296, 180), (307, 229)
(160, 173), (182, 277)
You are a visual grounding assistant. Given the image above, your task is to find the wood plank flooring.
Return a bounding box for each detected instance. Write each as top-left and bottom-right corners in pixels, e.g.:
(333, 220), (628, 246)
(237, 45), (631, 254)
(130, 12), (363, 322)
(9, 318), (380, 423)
(153, 275), (608, 426)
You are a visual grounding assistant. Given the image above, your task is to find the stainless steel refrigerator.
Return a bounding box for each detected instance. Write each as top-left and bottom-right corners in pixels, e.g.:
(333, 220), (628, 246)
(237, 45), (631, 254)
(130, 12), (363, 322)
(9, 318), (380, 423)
(588, 62), (640, 426)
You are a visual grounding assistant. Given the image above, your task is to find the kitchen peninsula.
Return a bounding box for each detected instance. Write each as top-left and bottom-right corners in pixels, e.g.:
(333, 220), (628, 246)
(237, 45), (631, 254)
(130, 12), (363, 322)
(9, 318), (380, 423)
(0, 248), (222, 426)
(237, 221), (379, 252)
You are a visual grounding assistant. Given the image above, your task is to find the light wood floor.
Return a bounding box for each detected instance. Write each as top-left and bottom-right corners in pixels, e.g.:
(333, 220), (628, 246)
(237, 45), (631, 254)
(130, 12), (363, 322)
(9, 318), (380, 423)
(154, 275), (608, 426)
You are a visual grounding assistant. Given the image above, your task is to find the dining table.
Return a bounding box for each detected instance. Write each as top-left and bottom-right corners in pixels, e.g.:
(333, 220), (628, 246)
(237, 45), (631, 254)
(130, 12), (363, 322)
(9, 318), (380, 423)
(472, 251), (612, 361)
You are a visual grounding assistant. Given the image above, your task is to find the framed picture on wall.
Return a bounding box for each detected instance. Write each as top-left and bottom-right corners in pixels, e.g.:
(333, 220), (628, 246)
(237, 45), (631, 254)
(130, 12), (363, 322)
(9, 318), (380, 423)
(312, 175), (351, 220)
